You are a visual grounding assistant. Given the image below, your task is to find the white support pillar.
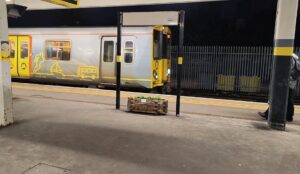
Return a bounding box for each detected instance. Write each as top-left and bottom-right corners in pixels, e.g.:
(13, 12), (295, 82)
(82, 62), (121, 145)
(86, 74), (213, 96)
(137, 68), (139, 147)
(0, 0), (13, 126)
(268, 0), (299, 130)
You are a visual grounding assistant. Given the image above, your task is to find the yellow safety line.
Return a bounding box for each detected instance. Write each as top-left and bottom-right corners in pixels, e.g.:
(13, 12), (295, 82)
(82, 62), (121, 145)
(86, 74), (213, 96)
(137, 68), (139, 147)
(12, 83), (300, 113)
(274, 47), (294, 56)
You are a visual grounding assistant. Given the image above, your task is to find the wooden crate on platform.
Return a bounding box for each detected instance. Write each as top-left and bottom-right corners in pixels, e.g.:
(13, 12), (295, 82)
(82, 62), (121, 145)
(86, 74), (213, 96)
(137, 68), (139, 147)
(127, 97), (168, 115)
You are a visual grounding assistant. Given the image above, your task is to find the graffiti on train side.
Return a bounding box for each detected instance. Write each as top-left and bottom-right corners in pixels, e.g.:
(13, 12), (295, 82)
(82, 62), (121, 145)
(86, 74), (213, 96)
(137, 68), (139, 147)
(32, 52), (99, 80)
(33, 52), (45, 73)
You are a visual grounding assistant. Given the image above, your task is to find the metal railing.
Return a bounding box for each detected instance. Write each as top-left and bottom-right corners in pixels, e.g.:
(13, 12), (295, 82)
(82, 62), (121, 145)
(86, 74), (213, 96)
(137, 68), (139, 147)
(170, 46), (300, 96)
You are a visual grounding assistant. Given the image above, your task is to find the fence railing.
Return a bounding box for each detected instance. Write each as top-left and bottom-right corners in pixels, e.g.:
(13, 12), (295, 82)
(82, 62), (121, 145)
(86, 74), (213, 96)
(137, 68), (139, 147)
(170, 46), (300, 96)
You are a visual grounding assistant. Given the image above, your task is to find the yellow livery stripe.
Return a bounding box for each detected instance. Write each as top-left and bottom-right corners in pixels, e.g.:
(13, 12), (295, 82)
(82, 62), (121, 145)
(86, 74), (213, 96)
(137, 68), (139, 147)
(102, 76), (151, 82)
(178, 57), (183, 65)
(274, 47), (294, 56)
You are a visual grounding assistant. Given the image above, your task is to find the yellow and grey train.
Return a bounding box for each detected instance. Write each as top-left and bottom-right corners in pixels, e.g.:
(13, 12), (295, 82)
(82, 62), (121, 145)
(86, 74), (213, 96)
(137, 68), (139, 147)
(8, 26), (171, 90)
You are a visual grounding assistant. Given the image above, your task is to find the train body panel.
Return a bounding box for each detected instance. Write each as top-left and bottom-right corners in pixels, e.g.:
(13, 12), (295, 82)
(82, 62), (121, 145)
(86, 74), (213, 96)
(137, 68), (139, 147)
(31, 33), (101, 83)
(8, 27), (170, 89)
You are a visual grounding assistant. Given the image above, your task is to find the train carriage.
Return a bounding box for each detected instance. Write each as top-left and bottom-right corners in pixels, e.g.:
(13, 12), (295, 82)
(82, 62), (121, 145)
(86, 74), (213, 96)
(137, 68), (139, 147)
(8, 26), (172, 91)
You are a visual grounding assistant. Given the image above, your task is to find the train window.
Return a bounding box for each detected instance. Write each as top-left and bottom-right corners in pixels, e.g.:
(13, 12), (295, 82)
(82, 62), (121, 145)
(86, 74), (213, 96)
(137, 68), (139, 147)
(124, 41), (134, 63)
(125, 53), (133, 63)
(125, 41), (133, 48)
(20, 41), (29, 59)
(45, 41), (71, 61)
(103, 41), (114, 62)
(9, 40), (15, 58)
(153, 30), (162, 60)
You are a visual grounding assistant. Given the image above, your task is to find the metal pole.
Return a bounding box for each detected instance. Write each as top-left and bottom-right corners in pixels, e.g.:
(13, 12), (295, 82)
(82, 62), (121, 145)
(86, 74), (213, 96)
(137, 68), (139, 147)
(116, 12), (122, 110)
(176, 10), (185, 116)
(0, 0), (13, 126)
(268, 0), (299, 130)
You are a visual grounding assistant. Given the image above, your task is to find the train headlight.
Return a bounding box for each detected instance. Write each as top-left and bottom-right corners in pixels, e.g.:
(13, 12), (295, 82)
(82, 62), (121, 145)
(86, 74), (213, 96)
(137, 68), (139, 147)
(153, 70), (158, 80)
(167, 68), (171, 75)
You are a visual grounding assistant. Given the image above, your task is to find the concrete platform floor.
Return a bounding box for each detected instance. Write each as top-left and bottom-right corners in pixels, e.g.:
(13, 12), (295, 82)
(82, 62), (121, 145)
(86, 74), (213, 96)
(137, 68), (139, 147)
(1, 83), (300, 174)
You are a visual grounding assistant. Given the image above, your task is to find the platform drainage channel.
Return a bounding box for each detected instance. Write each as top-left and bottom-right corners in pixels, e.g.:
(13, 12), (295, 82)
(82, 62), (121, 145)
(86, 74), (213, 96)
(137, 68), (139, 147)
(23, 163), (70, 174)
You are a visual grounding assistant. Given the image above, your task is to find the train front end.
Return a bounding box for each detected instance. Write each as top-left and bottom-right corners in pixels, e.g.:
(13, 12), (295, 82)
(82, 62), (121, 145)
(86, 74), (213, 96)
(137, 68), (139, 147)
(152, 26), (172, 93)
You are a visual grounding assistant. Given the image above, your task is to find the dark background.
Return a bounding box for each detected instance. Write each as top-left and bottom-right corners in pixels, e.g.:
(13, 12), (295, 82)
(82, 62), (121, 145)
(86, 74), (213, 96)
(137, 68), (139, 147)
(8, 0), (300, 46)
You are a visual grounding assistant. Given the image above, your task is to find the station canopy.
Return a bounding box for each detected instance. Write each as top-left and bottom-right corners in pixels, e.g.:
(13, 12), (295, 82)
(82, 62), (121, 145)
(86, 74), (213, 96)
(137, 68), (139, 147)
(6, 0), (224, 10)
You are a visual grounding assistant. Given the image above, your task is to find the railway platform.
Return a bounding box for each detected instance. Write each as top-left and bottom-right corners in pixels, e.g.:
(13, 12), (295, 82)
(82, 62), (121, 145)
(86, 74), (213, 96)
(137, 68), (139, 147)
(1, 83), (300, 174)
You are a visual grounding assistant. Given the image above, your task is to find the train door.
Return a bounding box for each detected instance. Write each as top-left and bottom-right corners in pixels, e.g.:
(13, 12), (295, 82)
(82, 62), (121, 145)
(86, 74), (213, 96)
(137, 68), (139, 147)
(8, 35), (31, 78)
(8, 36), (18, 77)
(17, 36), (31, 78)
(162, 33), (172, 82)
(101, 37), (117, 83)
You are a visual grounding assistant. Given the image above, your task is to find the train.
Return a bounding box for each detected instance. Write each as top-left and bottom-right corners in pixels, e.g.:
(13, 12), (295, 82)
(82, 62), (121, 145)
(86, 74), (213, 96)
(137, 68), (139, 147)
(11, 27), (298, 99)
(8, 26), (172, 92)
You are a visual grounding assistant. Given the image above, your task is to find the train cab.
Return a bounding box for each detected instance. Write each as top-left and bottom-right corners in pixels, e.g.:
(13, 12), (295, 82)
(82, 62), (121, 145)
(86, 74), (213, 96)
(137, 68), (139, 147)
(152, 26), (172, 91)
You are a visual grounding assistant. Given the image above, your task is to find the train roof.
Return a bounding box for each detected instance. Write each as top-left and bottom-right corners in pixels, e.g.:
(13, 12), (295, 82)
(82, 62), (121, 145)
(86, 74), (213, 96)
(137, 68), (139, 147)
(8, 27), (155, 35)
